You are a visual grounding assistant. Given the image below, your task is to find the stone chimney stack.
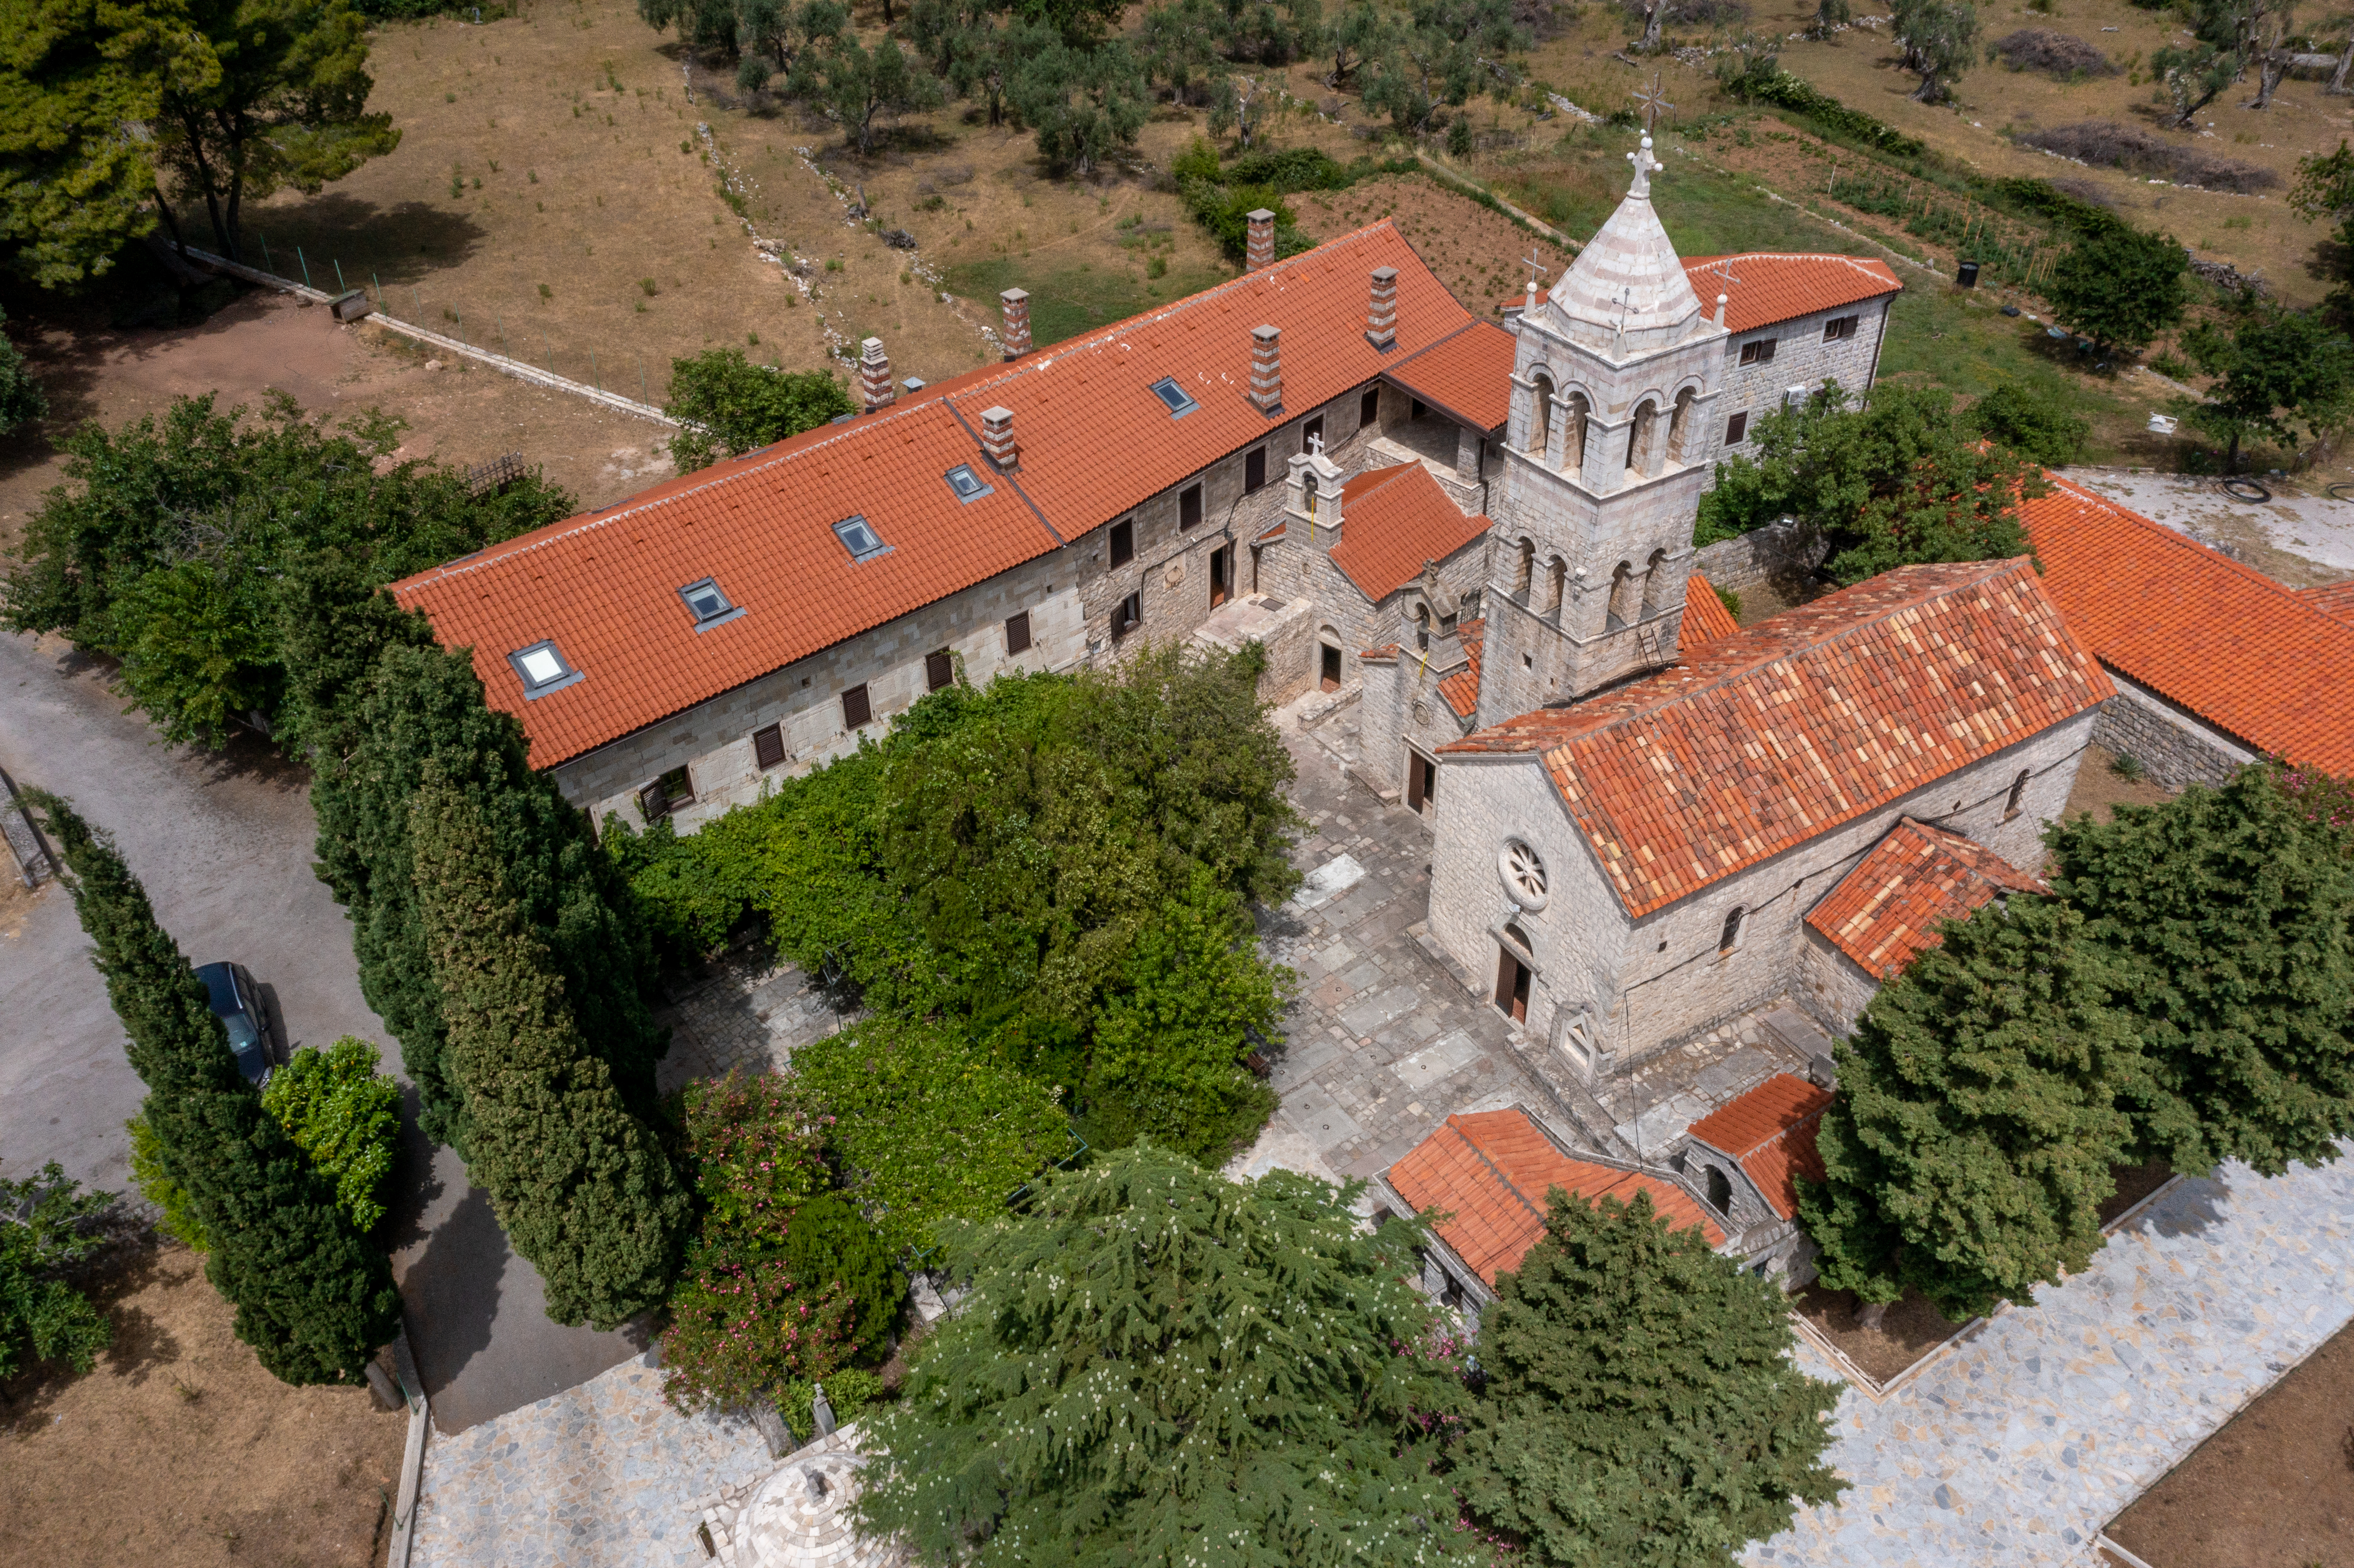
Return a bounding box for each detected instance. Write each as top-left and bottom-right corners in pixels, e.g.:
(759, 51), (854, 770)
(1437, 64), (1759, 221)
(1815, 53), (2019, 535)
(1000, 288), (1032, 360)
(1249, 325), (1282, 416)
(1365, 266), (1398, 350)
(1246, 208), (1276, 271)
(979, 404), (1017, 469)
(858, 338), (894, 412)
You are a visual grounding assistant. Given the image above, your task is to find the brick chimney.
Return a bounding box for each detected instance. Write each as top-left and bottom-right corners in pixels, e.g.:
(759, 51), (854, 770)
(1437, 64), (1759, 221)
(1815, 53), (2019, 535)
(1365, 266), (1398, 351)
(1249, 325), (1282, 416)
(1246, 208), (1275, 272)
(858, 338), (894, 412)
(979, 404), (1017, 469)
(1000, 288), (1032, 360)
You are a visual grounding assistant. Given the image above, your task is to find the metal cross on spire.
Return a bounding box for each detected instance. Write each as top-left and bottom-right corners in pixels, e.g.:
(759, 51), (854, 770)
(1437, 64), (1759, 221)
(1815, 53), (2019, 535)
(1632, 72), (1675, 134)
(1520, 246), (1551, 308)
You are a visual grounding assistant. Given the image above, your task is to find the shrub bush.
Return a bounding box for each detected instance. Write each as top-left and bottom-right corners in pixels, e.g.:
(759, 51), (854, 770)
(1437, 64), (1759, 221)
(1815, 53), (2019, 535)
(1718, 59), (1924, 156)
(662, 349), (858, 473)
(2015, 121), (2276, 194)
(127, 1112), (209, 1251)
(259, 1037), (401, 1234)
(1968, 381), (2090, 466)
(1989, 28), (2114, 77)
(0, 1161), (117, 1380)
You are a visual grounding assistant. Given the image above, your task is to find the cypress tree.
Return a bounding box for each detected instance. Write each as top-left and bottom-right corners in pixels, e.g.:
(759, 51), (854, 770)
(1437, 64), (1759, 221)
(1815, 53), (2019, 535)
(1461, 1189), (1845, 1568)
(1797, 896), (2142, 1321)
(407, 765), (689, 1328)
(315, 639), (663, 1149)
(2048, 762), (2354, 1177)
(35, 794), (399, 1384)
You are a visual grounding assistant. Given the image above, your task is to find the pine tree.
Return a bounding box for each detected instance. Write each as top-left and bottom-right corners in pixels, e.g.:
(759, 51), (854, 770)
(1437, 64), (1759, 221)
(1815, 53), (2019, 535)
(1796, 896), (2142, 1321)
(2048, 762), (2354, 1177)
(1460, 1189), (1845, 1568)
(407, 765), (689, 1329)
(852, 1145), (1469, 1566)
(315, 641), (663, 1150)
(35, 793), (399, 1384)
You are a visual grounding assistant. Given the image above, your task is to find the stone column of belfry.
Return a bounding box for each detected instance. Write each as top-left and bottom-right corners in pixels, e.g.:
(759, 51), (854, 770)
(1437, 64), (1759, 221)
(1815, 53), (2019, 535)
(1000, 289), (1032, 359)
(1365, 266), (1398, 349)
(1249, 325), (1282, 415)
(858, 338), (894, 411)
(1246, 209), (1276, 272)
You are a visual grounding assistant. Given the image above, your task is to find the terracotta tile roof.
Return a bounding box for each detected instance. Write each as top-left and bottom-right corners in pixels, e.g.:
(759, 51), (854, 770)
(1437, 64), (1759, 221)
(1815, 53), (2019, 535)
(1680, 569), (1739, 649)
(1526, 254), (1901, 337)
(1683, 1074), (1833, 1222)
(1326, 461), (1491, 603)
(1383, 321), (1516, 432)
(1806, 817), (2046, 980)
(1440, 559), (2112, 918)
(1387, 1109), (1725, 1286)
(389, 222), (1477, 768)
(1439, 617), (1484, 718)
(2298, 578), (2354, 626)
(2018, 473), (2354, 777)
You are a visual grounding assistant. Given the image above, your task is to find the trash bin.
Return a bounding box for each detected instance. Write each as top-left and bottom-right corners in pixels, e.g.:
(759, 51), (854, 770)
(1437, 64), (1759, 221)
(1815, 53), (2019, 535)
(1955, 260), (1980, 288)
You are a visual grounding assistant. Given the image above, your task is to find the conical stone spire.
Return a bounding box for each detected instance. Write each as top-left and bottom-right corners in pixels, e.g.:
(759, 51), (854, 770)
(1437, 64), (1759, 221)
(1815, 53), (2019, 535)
(1540, 135), (1705, 355)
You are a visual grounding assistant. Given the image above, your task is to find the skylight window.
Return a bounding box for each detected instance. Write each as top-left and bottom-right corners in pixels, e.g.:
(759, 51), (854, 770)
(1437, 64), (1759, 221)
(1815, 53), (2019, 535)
(1150, 377), (1199, 418)
(834, 514), (889, 562)
(508, 640), (583, 699)
(943, 464), (994, 504)
(679, 577), (744, 631)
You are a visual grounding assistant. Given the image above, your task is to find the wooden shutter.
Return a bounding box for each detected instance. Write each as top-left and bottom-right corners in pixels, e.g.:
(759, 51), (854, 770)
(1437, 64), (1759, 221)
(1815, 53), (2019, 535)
(925, 650), (953, 691)
(841, 684), (871, 729)
(1005, 611), (1032, 654)
(752, 723), (786, 770)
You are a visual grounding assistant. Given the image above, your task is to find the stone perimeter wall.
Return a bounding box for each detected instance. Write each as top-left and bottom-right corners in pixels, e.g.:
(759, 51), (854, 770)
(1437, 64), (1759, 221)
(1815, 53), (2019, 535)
(2092, 670), (2254, 790)
(1692, 515), (1831, 596)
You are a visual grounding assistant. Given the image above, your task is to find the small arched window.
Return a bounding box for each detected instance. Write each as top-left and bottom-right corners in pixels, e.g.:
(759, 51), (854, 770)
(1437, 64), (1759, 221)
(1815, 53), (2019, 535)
(1414, 603), (1432, 651)
(1514, 538), (1536, 600)
(1719, 906), (1747, 956)
(1563, 391), (1590, 473)
(1667, 386), (1697, 464)
(1638, 548), (1668, 618)
(2005, 768), (2031, 819)
(1625, 399), (1659, 475)
(1529, 373), (1555, 459)
(1607, 561), (1638, 630)
(1544, 557), (1566, 618)
(1706, 1165), (1734, 1216)
(1304, 470), (1320, 518)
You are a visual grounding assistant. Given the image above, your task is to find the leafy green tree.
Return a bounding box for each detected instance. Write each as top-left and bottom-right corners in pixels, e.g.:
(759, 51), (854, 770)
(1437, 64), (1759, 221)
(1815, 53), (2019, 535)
(409, 765), (689, 1328)
(1890, 0), (1977, 101)
(0, 1160), (117, 1381)
(779, 1192), (901, 1353)
(1461, 1188), (1845, 1567)
(37, 793), (399, 1384)
(639, 0), (744, 53)
(0, 307), (45, 432)
(2148, 0), (2265, 127)
(1141, 0), (1233, 98)
(1085, 871), (1286, 1163)
(1319, 0), (1393, 85)
(662, 348), (858, 472)
(2048, 762), (2354, 1179)
(789, 1018), (1073, 1256)
(853, 1145), (1469, 1566)
(127, 1112), (210, 1250)
(2290, 138), (2354, 312)
(821, 35), (945, 156)
(1014, 38), (1151, 173)
(913, 0), (1037, 124)
(2043, 224), (2188, 352)
(1968, 380), (2089, 467)
(1696, 383), (2042, 583)
(1361, 0), (1523, 134)
(260, 1037), (400, 1234)
(2180, 304), (2354, 472)
(1797, 896), (2142, 1322)
(317, 641), (663, 1149)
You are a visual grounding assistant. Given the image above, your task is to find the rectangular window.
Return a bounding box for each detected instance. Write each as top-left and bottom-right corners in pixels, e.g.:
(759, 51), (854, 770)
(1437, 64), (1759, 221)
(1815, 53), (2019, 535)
(640, 765), (694, 820)
(1112, 591), (1143, 638)
(1823, 314), (1860, 341)
(1360, 386), (1379, 428)
(1109, 518), (1135, 566)
(1179, 483), (1202, 530)
(1244, 448), (1267, 493)
(1725, 411), (1749, 445)
(833, 515), (888, 561)
(841, 683), (872, 729)
(1302, 415), (1324, 454)
(1738, 337), (1778, 366)
(752, 723), (786, 771)
(925, 649), (953, 692)
(1004, 610), (1033, 655)
(1150, 376), (1199, 417)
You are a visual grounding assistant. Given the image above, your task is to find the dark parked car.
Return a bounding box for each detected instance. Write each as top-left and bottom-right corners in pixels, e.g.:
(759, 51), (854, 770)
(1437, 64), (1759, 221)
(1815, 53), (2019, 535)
(195, 961), (279, 1084)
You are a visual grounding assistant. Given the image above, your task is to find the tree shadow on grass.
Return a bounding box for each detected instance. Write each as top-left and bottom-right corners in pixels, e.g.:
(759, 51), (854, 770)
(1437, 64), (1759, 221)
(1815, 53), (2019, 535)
(240, 195), (490, 294)
(0, 1236), (184, 1427)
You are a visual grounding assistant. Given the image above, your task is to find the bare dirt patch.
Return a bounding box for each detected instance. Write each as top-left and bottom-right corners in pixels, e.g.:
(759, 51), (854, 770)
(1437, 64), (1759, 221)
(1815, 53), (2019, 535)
(2105, 1312), (2354, 1568)
(2064, 743), (2186, 825)
(1795, 1283), (1968, 1384)
(0, 1244), (405, 1568)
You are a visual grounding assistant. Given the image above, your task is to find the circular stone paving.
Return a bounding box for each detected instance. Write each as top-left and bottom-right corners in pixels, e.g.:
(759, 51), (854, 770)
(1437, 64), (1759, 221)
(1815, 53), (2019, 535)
(739, 1452), (902, 1568)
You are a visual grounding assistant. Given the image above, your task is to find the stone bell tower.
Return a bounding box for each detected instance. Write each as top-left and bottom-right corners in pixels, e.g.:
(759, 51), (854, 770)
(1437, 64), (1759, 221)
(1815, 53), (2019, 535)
(1476, 136), (1727, 728)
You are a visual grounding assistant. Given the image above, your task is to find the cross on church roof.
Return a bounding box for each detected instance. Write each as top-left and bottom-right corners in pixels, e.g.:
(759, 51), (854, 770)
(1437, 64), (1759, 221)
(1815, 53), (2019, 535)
(1520, 247), (1550, 307)
(1309, 431), (1325, 457)
(1632, 73), (1675, 134)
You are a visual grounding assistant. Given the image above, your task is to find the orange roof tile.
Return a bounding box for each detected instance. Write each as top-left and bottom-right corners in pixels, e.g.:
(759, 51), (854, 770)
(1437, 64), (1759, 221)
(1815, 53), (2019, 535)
(1383, 321), (1516, 431)
(2298, 578), (2354, 627)
(1387, 1109), (1725, 1286)
(1806, 818), (2046, 980)
(1680, 569), (1739, 649)
(1440, 559), (2112, 918)
(1526, 254), (1901, 337)
(389, 222), (1477, 768)
(2019, 474), (2354, 777)
(1326, 462), (1491, 602)
(1439, 617), (1484, 719)
(1684, 1074), (1833, 1222)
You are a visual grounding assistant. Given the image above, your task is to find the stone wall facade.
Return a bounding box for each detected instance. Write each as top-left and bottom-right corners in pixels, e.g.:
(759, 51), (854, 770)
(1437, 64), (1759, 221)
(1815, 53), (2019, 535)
(1700, 295), (1894, 486)
(1795, 924), (1881, 1037)
(2091, 669), (2253, 790)
(1692, 515), (1832, 596)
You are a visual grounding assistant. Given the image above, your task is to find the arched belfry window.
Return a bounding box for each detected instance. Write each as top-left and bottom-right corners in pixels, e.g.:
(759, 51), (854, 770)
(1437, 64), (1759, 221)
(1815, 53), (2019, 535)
(1639, 548), (1668, 617)
(1544, 557), (1566, 619)
(1563, 391), (1590, 473)
(1530, 373), (1555, 458)
(1304, 470), (1320, 517)
(1667, 387), (1697, 464)
(1607, 562), (1637, 630)
(1514, 538), (1535, 600)
(1625, 400), (1659, 475)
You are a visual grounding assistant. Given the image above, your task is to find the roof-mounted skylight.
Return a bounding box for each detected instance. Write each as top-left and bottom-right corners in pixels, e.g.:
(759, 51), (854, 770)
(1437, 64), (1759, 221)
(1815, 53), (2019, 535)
(679, 577), (744, 631)
(1150, 377), (1199, 418)
(834, 515), (889, 562)
(508, 640), (584, 699)
(943, 464), (993, 504)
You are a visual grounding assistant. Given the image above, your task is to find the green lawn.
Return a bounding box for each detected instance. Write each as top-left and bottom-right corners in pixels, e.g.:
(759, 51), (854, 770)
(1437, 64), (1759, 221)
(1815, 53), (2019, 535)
(942, 258), (1233, 349)
(1877, 279), (2147, 464)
